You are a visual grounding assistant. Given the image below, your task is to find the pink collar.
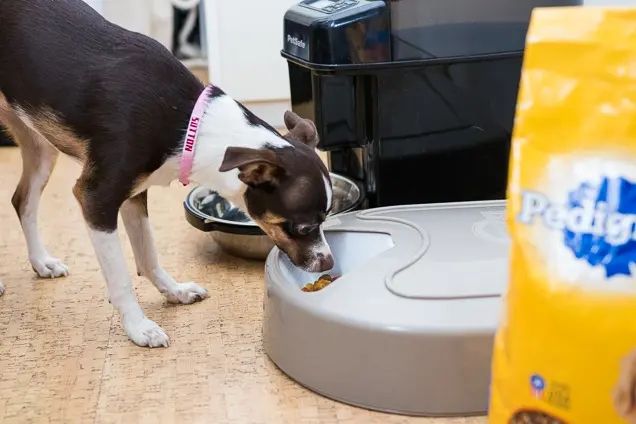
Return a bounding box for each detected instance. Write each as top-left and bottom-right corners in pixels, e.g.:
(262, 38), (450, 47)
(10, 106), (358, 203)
(179, 85), (214, 186)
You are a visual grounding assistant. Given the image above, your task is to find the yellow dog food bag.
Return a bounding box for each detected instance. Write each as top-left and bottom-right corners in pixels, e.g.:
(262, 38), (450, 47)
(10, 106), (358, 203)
(489, 6), (636, 424)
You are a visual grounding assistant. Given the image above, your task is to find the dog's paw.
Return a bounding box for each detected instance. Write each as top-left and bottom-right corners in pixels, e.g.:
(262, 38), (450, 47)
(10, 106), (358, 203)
(30, 255), (69, 278)
(165, 282), (209, 305)
(0, 281), (4, 296)
(123, 317), (170, 348)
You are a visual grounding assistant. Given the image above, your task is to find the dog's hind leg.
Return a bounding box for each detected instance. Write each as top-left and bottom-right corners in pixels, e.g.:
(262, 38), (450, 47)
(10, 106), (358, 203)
(12, 133), (67, 278)
(0, 95), (68, 279)
(120, 191), (208, 304)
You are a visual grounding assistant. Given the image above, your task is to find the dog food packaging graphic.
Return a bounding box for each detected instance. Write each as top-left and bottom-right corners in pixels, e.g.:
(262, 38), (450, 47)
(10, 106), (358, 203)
(489, 7), (636, 424)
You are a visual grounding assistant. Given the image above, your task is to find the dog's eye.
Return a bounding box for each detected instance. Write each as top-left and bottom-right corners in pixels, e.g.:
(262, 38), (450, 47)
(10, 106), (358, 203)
(285, 222), (317, 236)
(296, 224), (315, 236)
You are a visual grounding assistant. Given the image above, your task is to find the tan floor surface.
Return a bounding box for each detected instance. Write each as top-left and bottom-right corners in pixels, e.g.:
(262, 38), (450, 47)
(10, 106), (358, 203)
(0, 148), (486, 424)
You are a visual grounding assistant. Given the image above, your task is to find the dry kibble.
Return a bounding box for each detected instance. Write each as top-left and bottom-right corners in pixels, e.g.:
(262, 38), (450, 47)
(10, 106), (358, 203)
(313, 280), (330, 290)
(301, 274), (339, 292)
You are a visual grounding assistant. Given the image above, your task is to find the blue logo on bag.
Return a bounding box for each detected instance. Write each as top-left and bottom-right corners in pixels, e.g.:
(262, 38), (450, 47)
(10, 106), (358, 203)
(530, 374), (545, 398)
(518, 177), (636, 278)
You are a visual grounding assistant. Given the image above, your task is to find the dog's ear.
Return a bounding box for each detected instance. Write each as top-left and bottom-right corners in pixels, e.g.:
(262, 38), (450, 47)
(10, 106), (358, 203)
(283, 111), (319, 149)
(219, 147), (284, 187)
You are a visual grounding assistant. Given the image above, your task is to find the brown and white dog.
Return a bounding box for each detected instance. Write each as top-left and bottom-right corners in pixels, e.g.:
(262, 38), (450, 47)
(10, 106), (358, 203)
(0, 0), (334, 347)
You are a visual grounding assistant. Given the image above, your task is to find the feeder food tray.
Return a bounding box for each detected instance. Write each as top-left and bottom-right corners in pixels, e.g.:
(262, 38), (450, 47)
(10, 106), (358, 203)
(263, 200), (508, 416)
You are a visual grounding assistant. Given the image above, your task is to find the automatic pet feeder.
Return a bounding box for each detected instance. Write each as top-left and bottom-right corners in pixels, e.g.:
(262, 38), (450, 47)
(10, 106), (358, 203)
(263, 200), (508, 416)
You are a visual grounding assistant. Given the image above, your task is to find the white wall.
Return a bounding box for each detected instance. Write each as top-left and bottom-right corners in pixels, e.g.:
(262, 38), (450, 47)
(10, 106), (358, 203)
(202, 0), (297, 126)
(203, 0), (297, 102)
(83, 0), (173, 49)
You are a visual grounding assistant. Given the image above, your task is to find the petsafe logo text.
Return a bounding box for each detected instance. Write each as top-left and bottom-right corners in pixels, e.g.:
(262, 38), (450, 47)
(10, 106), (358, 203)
(287, 35), (306, 49)
(518, 177), (636, 277)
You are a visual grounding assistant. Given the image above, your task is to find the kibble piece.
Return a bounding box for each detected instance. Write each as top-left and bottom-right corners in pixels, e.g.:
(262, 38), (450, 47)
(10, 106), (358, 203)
(301, 274), (339, 292)
(313, 280), (331, 290)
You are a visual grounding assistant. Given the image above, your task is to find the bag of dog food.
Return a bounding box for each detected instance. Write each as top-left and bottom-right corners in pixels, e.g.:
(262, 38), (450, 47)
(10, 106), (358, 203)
(489, 7), (636, 424)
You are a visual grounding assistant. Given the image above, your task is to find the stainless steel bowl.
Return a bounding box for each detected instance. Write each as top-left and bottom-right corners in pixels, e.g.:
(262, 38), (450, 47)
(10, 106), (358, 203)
(184, 173), (362, 260)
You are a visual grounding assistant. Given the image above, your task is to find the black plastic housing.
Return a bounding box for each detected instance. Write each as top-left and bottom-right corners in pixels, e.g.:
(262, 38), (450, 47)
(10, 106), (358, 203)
(282, 0), (581, 207)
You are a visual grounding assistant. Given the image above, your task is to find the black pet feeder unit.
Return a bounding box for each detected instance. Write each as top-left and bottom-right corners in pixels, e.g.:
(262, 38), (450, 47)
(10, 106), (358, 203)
(282, 0), (580, 208)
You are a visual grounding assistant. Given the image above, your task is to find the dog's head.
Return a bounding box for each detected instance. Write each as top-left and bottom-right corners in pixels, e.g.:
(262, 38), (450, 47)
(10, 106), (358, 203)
(219, 111), (334, 272)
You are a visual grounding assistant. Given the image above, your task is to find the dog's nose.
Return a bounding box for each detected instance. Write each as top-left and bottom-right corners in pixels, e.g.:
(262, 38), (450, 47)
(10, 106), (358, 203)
(316, 252), (334, 272)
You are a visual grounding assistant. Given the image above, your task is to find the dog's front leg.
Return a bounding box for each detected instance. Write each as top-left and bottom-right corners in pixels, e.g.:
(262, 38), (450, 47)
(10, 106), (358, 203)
(74, 180), (169, 347)
(0, 280), (4, 296)
(120, 191), (208, 304)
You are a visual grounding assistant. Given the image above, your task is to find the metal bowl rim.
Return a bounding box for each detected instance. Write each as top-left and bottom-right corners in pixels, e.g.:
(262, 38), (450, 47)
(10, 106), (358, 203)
(184, 172), (362, 229)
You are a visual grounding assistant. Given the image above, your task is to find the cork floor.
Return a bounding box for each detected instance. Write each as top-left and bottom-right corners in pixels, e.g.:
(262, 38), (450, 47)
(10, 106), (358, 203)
(0, 148), (486, 424)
